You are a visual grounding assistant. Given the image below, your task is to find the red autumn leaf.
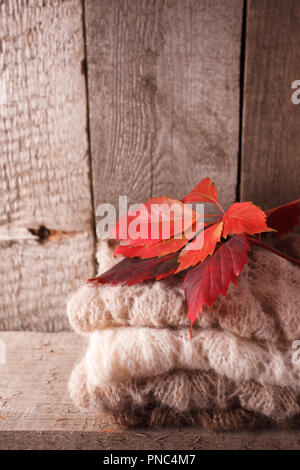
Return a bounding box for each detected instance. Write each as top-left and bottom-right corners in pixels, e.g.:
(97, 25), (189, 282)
(183, 234), (250, 335)
(112, 196), (197, 245)
(182, 177), (218, 205)
(87, 175), (300, 343)
(175, 221), (223, 273)
(114, 236), (188, 259)
(87, 252), (179, 286)
(114, 219), (205, 259)
(222, 202), (272, 238)
(266, 199), (300, 239)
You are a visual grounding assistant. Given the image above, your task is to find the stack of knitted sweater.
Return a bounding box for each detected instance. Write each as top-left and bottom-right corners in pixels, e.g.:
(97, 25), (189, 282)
(67, 235), (300, 430)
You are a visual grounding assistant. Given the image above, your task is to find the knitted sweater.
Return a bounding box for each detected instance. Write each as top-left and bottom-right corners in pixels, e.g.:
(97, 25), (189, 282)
(84, 327), (299, 390)
(67, 236), (300, 344)
(70, 358), (300, 421)
(67, 234), (300, 429)
(70, 359), (276, 430)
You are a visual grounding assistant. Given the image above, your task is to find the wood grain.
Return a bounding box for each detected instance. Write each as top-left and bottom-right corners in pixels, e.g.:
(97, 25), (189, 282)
(241, 0), (300, 208)
(0, 234), (94, 331)
(85, 0), (243, 211)
(0, 0), (95, 329)
(0, 331), (299, 450)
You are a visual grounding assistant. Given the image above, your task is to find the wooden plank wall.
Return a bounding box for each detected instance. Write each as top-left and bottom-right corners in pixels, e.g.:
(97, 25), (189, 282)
(85, 0), (243, 210)
(0, 0), (299, 331)
(0, 0), (95, 330)
(241, 0), (300, 208)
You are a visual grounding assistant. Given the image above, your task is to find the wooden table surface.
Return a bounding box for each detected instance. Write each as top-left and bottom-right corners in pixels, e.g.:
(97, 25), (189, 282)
(0, 331), (299, 450)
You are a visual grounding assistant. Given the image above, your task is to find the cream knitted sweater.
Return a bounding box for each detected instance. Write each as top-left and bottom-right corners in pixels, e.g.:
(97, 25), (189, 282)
(85, 327), (299, 390)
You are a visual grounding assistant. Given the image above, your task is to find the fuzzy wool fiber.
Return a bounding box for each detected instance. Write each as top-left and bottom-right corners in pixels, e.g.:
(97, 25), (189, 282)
(70, 358), (275, 430)
(67, 234), (300, 429)
(67, 237), (300, 344)
(70, 358), (300, 422)
(85, 327), (300, 390)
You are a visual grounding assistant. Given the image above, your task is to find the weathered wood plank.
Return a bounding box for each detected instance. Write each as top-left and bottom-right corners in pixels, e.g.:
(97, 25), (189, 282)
(85, 0), (243, 210)
(151, 0), (243, 207)
(0, 332), (299, 450)
(241, 0), (300, 208)
(0, 234), (94, 331)
(0, 0), (95, 329)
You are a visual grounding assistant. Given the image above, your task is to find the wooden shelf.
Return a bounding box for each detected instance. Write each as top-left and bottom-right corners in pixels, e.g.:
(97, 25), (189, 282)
(0, 331), (299, 450)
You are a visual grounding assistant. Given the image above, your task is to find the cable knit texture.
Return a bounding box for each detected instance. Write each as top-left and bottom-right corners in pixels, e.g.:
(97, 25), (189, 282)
(86, 327), (299, 389)
(67, 234), (300, 429)
(69, 360), (274, 430)
(70, 359), (300, 421)
(67, 236), (300, 344)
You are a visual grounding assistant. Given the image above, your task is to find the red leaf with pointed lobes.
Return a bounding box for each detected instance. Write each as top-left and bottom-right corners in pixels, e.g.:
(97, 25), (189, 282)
(87, 252), (179, 286)
(112, 196), (197, 245)
(266, 199), (300, 239)
(183, 234), (250, 337)
(114, 236), (188, 259)
(222, 202), (273, 238)
(114, 220), (205, 259)
(182, 177), (218, 205)
(175, 221), (223, 273)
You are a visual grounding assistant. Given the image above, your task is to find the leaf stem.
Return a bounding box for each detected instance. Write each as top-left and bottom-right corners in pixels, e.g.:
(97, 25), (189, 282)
(248, 236), (300, 266)
(192, 213), (223, 218)
(186, 219), (222, 246)
(215, 201), (225, 214)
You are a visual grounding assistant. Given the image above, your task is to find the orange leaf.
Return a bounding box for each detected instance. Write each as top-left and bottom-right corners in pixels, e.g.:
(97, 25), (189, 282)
(175, 221), (223, 273)
(182, 177), (218, 205)
(222, 202), (272, 238)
